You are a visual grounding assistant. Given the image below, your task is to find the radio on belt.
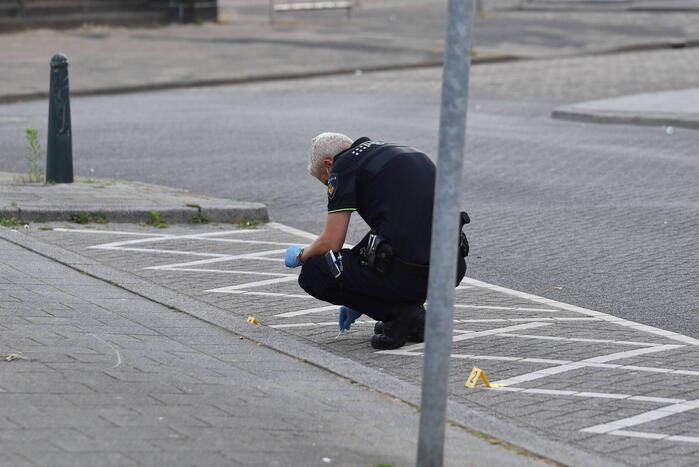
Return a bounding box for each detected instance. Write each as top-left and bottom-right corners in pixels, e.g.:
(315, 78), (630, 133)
(324, 250), (343, 278)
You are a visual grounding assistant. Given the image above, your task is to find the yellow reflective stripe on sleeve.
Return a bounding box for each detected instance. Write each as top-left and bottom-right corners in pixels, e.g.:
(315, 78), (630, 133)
(328, 208), (357, 214)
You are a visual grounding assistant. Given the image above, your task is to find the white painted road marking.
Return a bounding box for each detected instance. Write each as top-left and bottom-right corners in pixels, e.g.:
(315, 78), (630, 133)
(582, 399), (699, 435)
(205, 276), (299, 293)
(453, 304), (561, 313)
(48, 224), (699, 447)
(386, 322), (553, 353)
(496, 332), (664, 347)
(492, 345), (683, 386)
(274, 305), (339, 318)
(462, 278), (699, 347)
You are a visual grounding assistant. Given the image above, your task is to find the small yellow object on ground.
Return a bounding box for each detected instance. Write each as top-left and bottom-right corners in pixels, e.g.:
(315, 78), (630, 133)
(247, 317), (260, 325)
(465, 367), (502, 388)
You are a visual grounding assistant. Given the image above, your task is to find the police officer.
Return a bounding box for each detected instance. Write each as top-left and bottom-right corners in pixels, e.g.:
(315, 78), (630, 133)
(284, 133), (467, 350)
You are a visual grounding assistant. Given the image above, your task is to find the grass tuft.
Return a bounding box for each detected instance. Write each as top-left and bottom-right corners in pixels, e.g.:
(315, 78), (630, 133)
(23, 127), (44, 183)
(186, 203), (210, 224)
(0, 217), (21, 227)
(70, 212), (108, 224)
(148, 210), (168, 228)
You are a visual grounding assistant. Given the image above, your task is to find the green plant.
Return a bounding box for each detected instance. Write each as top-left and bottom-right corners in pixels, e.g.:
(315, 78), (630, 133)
(148, 210), (168, 228)
(24, 127), (44, 183)
(236, 217), (260, 229)
(9, 202), (17, 207)
(186, 203), (210, 224)
(39, 226), (53, 231)
(70, 212), (107, 224)
(0, 217), (21, 227)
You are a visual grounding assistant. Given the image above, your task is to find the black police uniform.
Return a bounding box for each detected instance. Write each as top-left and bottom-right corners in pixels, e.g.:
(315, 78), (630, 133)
(298, 137), (466, 324)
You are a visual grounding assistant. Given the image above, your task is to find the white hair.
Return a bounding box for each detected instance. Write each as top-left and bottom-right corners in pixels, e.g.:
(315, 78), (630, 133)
(308, 132), (353, 178)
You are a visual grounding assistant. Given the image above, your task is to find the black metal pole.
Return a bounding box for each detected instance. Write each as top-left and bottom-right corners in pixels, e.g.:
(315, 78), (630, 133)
(46, 53), (74, 184)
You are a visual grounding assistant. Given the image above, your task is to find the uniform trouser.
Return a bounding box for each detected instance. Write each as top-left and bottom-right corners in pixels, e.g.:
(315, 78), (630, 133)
(298, 248), (466, 323)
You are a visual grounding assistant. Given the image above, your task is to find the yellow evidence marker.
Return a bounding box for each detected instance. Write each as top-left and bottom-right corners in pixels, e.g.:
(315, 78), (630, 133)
(247, 317), (260, 325)
(465, 367), (502, 388)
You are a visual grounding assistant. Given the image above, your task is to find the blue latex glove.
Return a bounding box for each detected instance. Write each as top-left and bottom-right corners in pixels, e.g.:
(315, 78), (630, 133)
(284, 245), (304, 268)
(338, 306), (362, 334)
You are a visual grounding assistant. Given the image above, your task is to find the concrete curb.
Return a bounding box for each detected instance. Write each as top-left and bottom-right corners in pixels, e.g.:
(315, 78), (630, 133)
(552, 106), (699, 129)
(2, 38), (696, 105)
(0, 204), (269, 224)
(0, 173), (269, 224)
(0, 226), (629, 467)
(0, 56), (521, 105)
(504, 3), (699, 13)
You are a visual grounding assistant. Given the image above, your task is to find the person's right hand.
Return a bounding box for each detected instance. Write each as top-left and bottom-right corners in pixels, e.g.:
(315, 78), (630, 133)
(284, 245), (303, 268)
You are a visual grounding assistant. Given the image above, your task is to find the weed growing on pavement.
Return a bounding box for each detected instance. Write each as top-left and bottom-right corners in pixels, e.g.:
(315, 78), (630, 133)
(0, 217), (21, 227)
(39, 226), (53, 231)
(186, 203), (210, 224)
(236, 217), (260, 229)
(70, 212), (108, 224)
(148, 210), (168, 228)
(70, 213), (89, 224)
(23, 127), (44, 183)
(10, 202), (17, 207)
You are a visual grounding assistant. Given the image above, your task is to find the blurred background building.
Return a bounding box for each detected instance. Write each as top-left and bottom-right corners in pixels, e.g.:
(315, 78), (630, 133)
(0, 0), (219, 30)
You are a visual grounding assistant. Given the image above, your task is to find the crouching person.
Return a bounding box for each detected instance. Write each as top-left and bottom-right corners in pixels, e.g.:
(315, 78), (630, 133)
(284, 133), (468, 350)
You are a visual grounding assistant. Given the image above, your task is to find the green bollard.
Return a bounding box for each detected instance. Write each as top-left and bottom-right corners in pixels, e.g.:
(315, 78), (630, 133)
(46, 53), (73, 184)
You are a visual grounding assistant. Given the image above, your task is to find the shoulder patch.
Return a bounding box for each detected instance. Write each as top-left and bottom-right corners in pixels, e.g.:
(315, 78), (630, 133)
(327, 174), (338, 200)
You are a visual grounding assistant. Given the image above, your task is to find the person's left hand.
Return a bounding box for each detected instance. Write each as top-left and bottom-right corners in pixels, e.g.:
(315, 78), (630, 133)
(284, 245), (304, 268)
(338, 306), (362, 333)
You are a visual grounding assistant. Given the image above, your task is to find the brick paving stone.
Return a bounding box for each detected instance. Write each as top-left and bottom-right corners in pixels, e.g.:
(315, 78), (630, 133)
(16, 222), (699, 464)
(0, 233), (539, 467)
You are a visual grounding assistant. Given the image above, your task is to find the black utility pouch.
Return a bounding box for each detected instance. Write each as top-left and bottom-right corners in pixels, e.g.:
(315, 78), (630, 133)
(359, 231), (393, 274)
(459, 211), (470, 258)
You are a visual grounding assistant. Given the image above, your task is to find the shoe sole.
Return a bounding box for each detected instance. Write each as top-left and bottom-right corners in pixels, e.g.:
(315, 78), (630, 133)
(374, 321), (423, 343)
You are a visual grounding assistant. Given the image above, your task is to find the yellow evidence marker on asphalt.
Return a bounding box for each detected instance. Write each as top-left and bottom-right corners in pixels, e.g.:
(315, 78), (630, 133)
(465, 367), (502, 388)
(247, 317), (260, 325)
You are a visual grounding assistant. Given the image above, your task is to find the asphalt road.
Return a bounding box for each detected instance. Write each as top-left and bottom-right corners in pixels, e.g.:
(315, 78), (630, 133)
(1, 49), (697, 339)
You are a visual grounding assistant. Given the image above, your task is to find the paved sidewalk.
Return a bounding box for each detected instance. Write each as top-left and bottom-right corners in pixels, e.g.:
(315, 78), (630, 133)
(5, 218), (699, 466)
(0, 171), (267, 224)
(0, 233), (544, 467)
(1, 0), (699, 103)
(552, 87), (699, 129)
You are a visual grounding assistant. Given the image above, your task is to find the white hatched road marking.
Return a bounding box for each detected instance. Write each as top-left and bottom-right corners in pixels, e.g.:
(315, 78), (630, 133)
(610, 430), (699, 443)
(274, 305), (339, 318)
(496, 332), (664, 347)
(205, 276), (299, 292)
(49, 223), (699, 446)
(493, 386), (687, 404)
(492, 345), (683, 386)
(143, 249), (286, 270)
(454, 304), (561, 312)
(455, 317), (602, 323)
(461, 278), (699, 347)
(215, 291), (312, 299)
(384, 322), (553, 353)
(582, 399), (699, 435)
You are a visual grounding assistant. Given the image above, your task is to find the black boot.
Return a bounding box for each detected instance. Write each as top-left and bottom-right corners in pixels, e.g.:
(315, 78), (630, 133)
(371, 304), (424, 350)
(373, 305), (424, 343)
